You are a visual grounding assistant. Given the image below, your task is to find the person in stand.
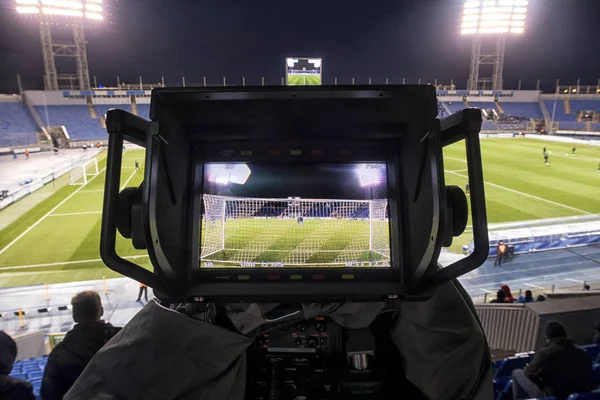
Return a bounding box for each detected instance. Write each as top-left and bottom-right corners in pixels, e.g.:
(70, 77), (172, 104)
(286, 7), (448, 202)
(490, 289), (506, 303)
(517, 290), (534, 303)
(512, 321), (593, 400)
(494, 240), (507, 267)
(41, 291), (121, 400)
(136, 282), (148, 302)
(0, 331), (35, 400)
(501, 284), (515, 303)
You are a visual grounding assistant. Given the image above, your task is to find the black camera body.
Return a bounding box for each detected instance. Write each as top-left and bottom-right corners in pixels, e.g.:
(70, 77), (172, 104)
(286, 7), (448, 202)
(100, 85), (487, 303)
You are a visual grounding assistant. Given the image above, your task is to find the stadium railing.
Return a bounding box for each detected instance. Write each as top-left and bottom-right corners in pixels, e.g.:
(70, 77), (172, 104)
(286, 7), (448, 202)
(0, 149), (102, 211)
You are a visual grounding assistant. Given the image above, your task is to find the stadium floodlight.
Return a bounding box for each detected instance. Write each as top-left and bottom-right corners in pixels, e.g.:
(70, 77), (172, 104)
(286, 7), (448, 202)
(14, 0), (114, 90)
(462, 0), (529, 90)
(206, 164), (251, 185)
(461, 0), (529, 35)
(355, 164), (386, 188)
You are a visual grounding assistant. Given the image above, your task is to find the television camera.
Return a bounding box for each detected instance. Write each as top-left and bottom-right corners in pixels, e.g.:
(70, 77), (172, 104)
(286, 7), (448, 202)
(93, 86), (492, 399)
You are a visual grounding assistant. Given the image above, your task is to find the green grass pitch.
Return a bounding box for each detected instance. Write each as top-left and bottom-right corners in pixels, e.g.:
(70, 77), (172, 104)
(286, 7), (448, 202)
(0, 138), (599, 287)
(287, 74), (322, 86)
(201, 219), (388, 268)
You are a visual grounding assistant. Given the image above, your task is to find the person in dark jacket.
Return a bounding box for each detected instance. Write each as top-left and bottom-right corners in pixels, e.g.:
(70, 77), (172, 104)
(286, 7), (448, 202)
(490, 289), (506, 303)
(41, 290), (121, 400)
(512, 320), (594, 400)
(0, 330), (35, 400)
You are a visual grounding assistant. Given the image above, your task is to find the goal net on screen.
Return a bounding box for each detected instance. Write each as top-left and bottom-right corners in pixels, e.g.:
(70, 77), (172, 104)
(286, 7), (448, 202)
(70, 158), (99, 186)
(201, 195), (389, 267)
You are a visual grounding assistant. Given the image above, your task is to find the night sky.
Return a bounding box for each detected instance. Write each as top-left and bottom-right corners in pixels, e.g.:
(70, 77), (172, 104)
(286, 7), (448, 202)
(207, 164), (387, 200)
(0, 0), (599, 93)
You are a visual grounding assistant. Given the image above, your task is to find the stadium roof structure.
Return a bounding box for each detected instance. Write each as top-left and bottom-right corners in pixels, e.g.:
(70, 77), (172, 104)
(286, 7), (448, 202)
(14, 0), (117, 91)
(461, 0), (530, 91)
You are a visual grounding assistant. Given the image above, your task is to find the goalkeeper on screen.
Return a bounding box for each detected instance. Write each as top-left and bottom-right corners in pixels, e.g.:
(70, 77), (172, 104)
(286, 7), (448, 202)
(296, 216), (304, 226)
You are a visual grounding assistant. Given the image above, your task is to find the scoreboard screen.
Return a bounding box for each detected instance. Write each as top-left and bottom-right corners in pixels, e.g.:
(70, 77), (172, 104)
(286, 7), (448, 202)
(286, 58), (322, 86)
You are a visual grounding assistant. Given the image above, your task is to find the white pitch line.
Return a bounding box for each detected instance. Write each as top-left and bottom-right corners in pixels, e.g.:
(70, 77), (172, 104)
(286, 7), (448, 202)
(480, 288), (495, 294)
(445, 157), (467, 163)
(0, 166), (107, 257)
(120, 169), (137, 191)
(447, 168), (469, 173)
(548, 151), (599, 161)
(0, 255), (150, 271)
(48, 211), (102, 217)
(79, 189), (105, 193)
(446, 170), (592, 215)
(523, 283), (544, 289)
(565, 278), (584, 284)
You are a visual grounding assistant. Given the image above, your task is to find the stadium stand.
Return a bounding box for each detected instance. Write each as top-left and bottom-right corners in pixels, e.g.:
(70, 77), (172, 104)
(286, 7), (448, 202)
(34, 105), (106, 140)
(9, 356), (47, 398)
(492, 343), (600, 400)
(500, 102), (545, 119)
(0, 102), (39, 146)
(93, 103), (131, 117)
(137, 103), (150, 119)
(571, 100), (600, 113)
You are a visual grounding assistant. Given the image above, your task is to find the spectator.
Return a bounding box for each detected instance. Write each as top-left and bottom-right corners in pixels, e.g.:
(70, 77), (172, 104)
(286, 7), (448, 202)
(0, 331), (35, 400)
(517, 290), (534, 303)
(536, 295), (546, 302)
(501, 285), (516, 303)
(512, 321), (593, 400)
(41, 291), (121, 400)
(584, 284), (591, 291)
(490, 289), (506, 303)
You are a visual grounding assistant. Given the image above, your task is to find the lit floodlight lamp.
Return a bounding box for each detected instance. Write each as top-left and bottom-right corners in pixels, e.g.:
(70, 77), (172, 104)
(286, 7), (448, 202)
(461, 0), (529, 35)
(16, 5), (39, 12)
(355, 164), (385, 188)
(206, 164), (251, 185)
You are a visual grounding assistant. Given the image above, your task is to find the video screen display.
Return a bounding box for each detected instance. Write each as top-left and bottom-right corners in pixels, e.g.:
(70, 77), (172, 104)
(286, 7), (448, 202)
(286, 58), (322, 86)
(200, 163), (390, 269)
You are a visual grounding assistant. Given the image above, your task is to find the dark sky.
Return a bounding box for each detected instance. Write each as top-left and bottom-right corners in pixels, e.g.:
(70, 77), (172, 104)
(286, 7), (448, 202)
(0, 0), (599, 93)
(208, 164), (387, 200)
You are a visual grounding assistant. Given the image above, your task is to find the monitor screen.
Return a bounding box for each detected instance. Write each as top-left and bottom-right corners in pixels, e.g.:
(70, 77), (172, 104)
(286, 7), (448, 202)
(199, 163), (390, 269)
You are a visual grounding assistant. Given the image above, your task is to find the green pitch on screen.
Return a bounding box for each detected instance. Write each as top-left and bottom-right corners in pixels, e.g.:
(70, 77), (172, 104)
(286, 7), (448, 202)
(287, 74), (322, 86)
(1, 139), (600, 287)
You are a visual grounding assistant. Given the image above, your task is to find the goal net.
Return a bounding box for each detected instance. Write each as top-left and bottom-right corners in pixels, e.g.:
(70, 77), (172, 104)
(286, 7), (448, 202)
(201, 195), (390, 268)
(70, 158), (99, 186)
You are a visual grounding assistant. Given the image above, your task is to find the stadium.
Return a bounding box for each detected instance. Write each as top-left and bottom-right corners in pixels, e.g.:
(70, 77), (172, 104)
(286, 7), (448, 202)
(1, 0), (600, 399)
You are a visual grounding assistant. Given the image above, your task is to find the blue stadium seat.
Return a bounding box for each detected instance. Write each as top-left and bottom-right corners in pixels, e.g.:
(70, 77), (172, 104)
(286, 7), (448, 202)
(27, 371), (43, 379)
(0, 102), (39, 146)
(137, 104), (150, 119)
(493, 355), (533, 394)
(582, 344), (600, 362)
(34, 105), (106, 140)
(9, 372), (26, 381)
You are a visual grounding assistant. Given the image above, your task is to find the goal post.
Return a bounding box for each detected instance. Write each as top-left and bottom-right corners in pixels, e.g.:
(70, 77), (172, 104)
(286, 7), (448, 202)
(201, 194), (390, 267)
(70, 158), (99, 186)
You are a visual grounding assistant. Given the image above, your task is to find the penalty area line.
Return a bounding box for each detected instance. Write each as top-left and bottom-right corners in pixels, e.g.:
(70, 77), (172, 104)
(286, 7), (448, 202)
(0, 166), (107, 257)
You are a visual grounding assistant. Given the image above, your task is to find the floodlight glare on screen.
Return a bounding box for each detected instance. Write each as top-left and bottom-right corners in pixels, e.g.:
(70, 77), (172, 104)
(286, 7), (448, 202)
(15, 0), (104, 20)
(461, 0), (528, 35)
(206, 164), (251, 185)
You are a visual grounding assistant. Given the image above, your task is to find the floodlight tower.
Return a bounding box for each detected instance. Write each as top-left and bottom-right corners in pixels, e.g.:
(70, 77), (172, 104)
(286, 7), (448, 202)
(15, 0), (108, 91)
(461, 0), (529, 91)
